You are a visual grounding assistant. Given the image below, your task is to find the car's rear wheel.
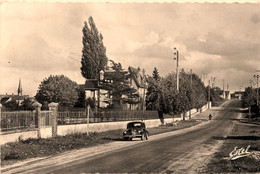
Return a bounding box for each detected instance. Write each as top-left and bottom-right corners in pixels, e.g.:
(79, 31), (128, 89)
(141, 134), (145, 141)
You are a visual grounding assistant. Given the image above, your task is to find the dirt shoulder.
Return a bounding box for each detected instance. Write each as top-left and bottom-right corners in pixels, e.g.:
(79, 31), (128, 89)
(203, 114), (260, 173)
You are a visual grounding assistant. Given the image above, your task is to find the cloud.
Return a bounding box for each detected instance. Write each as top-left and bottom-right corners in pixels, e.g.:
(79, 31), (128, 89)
(2, 2), (260, 96)
(131, 31), (189, 61)
(134, 44), (173, 59)
(2, 2), (56, 21)
(1, 34), (79, 72)
(251, 13), (260, 24)
(176, 29), (260, 73)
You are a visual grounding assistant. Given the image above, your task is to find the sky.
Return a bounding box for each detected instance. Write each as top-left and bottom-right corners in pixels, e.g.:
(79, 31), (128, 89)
(1, 1), (260, 96)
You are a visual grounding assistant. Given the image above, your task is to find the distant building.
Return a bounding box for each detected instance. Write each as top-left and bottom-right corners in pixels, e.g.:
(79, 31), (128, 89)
(0, 79), (29, 106)
(231, 91), (245, 99)
(220, 90), (231, 100)
(225, 91), (231, 100)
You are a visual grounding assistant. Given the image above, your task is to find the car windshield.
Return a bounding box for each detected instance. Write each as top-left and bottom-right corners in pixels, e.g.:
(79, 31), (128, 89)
(127, 122), (144, 129)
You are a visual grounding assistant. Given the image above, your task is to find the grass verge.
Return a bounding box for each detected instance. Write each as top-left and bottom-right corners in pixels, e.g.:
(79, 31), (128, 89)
(204, 118), (260, 173)
(1, 119), (200, 166)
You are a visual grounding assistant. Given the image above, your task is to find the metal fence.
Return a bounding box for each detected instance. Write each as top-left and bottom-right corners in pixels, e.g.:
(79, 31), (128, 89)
(1, 109), (164, 128)
(58, 111), (87, 124)
(40, 111), (53, 127)
(57, 109), (160, 125)
(1, 111), (36, 131)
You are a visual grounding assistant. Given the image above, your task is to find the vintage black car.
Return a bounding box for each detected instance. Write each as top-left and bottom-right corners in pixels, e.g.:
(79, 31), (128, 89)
(123, 121), (149, 141)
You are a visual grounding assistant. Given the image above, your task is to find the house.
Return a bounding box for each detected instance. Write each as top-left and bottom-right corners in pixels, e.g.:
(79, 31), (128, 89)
(127, 66), (147, 110)
(0, 79), (29, 106)
(231, 91), (245, 99)
(81, 79), (108, 108)
(82, 65), (147, 110)
(225, 91), (231, 100)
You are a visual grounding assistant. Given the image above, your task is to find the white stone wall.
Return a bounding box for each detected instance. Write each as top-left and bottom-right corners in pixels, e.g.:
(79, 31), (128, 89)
(0, 131), (38, 145)
(0, 103), (209, 145)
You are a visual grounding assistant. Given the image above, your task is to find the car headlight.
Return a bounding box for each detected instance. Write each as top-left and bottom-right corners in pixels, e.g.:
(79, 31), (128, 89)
(138, 130), (141, 133)
(123, 131), (127, 134)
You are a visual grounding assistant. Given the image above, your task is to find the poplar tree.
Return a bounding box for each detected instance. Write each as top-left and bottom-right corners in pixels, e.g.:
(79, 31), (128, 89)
(81, 16), (108, 79)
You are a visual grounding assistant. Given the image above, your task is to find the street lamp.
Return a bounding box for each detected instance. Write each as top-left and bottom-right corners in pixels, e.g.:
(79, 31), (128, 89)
(173, 47), (179, 92)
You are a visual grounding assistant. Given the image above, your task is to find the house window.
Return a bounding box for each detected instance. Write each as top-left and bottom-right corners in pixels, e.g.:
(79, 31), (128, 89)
(91, 91), (95, 98)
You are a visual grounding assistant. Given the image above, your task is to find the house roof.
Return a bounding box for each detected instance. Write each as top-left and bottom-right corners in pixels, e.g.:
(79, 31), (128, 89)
(81, 66), (146, 91)
(0, 95), (26, 104)
(103, 69), (128, 79)
(84, 79), (99, 90)
(11, 95), (25, 101)
(1, 97), (11, 103)
(128, 66), (145, 88)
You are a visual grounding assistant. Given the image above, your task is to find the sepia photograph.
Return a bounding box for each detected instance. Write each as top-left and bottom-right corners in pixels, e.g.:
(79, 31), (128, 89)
(1, 0), (260, 173)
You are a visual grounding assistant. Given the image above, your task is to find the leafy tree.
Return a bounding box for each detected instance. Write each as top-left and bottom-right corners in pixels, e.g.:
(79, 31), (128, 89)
(2, 100), (19, 111)
(242, 86), (257, 107)
(242, 86), (260, 117)
(74, 86), (86, 108)
(146, 67), (161, 110)
(101, 60), (139, 109)
(191, 74), (207, 109)
(85, 97), (96, 109)
(35, 75), (79, 109)
(208, 86), (223, 106)
(152, 67), (160, 81)
(81, 16), (108, 80)
(21, 98), (34, 110)
(148, 69), (207, 116)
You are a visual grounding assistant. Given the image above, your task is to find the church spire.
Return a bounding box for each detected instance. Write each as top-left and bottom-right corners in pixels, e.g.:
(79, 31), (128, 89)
(18, 78), (23, 96)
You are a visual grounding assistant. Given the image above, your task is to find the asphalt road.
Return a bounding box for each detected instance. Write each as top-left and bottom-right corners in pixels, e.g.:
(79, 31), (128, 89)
(3, 100), (241, 173)
(40, 100), (240, 173)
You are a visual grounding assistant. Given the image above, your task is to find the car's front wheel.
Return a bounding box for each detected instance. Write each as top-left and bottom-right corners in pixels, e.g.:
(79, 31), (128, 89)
(145, 133), (149, 140)
(123, 137), (128, 141)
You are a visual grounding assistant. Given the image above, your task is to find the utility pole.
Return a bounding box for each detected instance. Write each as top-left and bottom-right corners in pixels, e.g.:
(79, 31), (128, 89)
(254, 74), (259, 106)
(142, 69), (147, 121)
(249, 79), (253, 88)
(190, 69), (193, 85)
(190, 69), (192, 85)
(210, 76), (212, 88)
(190, 69), (193, 119)
(227, 83), (229, 91)
(208, 79), (211, 108)
(173, 47), (179, 92)
(212, 77), (215, 88)
(223, 79), (225, 99)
